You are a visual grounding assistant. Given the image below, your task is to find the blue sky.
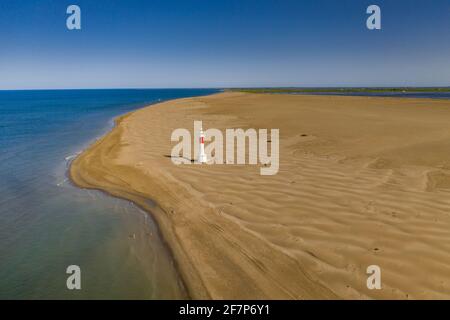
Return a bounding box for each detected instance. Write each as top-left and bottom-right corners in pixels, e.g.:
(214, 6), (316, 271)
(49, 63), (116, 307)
(0, 0), (449, 89)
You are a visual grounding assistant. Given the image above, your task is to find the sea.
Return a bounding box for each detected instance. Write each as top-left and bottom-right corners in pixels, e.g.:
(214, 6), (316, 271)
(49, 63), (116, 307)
(0, 89), (218, 299)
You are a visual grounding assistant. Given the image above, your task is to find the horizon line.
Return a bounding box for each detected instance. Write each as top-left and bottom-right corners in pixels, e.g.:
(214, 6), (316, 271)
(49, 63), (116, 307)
(1, 85), (450, 91)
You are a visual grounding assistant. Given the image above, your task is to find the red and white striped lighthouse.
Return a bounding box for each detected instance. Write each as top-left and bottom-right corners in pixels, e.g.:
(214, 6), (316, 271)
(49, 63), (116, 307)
(198, 127), (207, 164)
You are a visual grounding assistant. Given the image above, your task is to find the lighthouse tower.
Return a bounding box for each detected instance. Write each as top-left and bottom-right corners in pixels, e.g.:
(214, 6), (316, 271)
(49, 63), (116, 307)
(198, 127), (207, 164)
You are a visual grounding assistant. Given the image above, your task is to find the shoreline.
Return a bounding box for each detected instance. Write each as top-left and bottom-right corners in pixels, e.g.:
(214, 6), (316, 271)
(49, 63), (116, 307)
(228, 91), (450, 101)
(269, 93), (450, 101)
(70, 92), (450, 299)
(69, 111), (211, 299)
(67, 163), (192, 299)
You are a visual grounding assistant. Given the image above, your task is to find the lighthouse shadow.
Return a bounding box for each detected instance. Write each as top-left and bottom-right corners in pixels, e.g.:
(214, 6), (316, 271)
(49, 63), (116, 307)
(163, 154), (195, 163)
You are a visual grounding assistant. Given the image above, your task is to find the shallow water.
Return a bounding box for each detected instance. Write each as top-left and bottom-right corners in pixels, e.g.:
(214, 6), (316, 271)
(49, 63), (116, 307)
(0, 89), (217, 299)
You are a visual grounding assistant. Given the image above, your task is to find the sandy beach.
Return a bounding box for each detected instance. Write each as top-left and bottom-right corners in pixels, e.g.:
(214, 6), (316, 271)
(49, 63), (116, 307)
(70, 92), (450, 299)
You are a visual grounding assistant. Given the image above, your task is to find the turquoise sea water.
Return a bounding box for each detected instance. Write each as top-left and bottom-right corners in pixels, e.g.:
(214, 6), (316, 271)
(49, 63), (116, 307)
(0, 89), (218, 299)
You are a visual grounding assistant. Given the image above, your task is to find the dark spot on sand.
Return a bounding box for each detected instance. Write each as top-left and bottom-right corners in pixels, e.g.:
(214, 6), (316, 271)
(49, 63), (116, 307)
(306, 250), (318, 258)
(163, 154), (194, 162)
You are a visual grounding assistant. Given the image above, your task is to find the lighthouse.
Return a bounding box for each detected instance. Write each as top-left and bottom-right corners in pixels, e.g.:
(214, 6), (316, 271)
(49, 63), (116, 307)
(198, 127), (207, 164)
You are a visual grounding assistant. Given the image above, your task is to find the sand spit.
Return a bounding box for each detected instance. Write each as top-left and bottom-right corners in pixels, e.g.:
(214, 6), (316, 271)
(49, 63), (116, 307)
(70, 92), (450, 299)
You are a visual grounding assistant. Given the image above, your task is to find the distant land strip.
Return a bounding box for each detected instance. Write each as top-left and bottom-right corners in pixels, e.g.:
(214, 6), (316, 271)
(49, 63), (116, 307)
(229, 87), (450, 94)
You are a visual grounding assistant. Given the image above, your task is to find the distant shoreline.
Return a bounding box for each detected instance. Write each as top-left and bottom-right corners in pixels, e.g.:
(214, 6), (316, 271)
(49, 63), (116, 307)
(230, 87), (450, 94)
(228, 87), (450, 100)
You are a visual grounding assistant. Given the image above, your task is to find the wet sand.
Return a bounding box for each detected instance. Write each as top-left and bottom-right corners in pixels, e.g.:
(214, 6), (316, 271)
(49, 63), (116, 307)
(70, 92), (450, 299)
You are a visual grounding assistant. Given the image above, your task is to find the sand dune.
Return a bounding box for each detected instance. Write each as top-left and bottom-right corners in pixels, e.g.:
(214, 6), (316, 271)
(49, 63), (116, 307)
(70, 92), (450, 299)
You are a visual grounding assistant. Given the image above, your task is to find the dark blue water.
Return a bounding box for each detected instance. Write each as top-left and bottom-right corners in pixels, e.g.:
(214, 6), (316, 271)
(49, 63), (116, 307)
(0, 89), (217, 299)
